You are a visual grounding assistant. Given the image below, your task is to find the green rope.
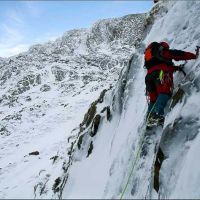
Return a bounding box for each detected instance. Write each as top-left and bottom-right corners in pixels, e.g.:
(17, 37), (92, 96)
(120, 126), (146, 199)
(120, 101), (157, 199)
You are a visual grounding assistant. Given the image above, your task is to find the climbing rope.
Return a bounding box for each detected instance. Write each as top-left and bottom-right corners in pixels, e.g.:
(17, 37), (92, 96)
(119, 126), (146, 199)
(120, 102), (158, 199)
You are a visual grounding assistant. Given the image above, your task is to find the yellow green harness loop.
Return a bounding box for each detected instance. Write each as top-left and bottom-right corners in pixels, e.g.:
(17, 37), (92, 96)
(159, 70), (164, 81)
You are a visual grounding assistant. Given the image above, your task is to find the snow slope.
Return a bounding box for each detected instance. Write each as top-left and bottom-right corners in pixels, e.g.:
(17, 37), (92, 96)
(0, 14), (146, 198)
(61, 1), (200, 199)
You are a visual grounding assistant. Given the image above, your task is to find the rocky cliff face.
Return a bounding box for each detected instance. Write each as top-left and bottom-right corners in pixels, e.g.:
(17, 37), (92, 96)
(0, 14), (145, 125)
(0, 13), (146, 198)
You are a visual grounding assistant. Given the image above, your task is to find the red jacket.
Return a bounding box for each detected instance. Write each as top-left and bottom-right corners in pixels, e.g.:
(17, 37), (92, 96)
(147, 49), (196, 74)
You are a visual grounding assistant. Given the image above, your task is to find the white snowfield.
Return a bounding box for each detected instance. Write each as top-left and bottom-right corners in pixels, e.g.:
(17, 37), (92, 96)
(1, 1), (200, 199)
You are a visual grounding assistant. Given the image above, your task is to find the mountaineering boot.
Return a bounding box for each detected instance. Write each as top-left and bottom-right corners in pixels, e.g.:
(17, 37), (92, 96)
(146, 112), (165, 128)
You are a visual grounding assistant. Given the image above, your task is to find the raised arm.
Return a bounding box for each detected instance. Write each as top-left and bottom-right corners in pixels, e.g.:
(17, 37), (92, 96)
(161, 49), (197, 61)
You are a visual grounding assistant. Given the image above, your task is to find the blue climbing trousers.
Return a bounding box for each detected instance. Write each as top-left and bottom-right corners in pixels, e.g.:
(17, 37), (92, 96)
(147, 94), (171, 116)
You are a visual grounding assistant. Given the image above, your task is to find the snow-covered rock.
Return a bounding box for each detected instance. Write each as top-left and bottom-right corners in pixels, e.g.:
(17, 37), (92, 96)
(0, 14), (146, 198)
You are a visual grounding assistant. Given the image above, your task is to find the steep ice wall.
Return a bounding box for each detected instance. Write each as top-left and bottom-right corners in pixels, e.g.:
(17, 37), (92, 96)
(144, 1), (200, 199)
(62, 1), (200, 199)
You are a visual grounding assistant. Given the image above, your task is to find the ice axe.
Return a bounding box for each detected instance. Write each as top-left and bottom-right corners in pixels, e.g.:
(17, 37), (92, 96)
(175, 62), (187, 77)
(196, 46), (200, 58)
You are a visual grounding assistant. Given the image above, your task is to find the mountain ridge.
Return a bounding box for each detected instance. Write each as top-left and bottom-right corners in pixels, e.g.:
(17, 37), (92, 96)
(0, 12), (147, 198)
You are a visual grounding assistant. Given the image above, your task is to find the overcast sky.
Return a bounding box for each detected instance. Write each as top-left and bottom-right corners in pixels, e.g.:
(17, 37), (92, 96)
(0, 1), (153, 58)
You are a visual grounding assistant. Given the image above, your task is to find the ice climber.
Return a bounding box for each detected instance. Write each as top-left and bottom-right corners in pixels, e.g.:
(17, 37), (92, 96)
(144, 41), (198, 127)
